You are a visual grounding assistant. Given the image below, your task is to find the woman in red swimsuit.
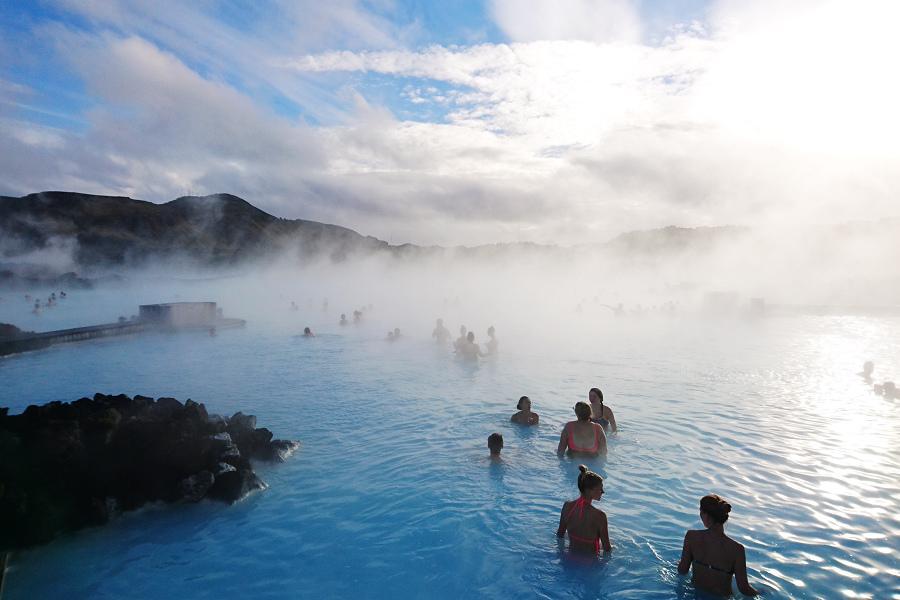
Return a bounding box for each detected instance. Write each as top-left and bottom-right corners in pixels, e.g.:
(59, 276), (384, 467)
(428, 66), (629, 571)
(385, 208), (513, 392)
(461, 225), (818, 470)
(557, 402), (607, 456)
(556, 465), (612, 553)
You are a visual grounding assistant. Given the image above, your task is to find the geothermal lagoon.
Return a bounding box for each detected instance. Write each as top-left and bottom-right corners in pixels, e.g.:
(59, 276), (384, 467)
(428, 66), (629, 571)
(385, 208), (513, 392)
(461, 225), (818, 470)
(2, 276), (898, 599)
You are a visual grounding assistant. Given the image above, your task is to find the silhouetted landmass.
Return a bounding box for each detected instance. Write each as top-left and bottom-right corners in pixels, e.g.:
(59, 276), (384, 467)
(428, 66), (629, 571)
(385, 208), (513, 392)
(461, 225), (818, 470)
(1, 191), (897, 273)
(0, 191), (389, 268)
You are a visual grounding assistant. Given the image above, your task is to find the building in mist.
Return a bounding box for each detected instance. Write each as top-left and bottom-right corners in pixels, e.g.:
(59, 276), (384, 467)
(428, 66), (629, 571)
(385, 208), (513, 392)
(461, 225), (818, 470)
(139, 302), (220, 328)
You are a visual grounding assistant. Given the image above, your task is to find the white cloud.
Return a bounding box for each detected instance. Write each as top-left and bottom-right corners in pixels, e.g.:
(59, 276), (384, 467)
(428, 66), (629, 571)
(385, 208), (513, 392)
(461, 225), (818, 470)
(2, 0), (899, 247)
(489, 0), (642, 44)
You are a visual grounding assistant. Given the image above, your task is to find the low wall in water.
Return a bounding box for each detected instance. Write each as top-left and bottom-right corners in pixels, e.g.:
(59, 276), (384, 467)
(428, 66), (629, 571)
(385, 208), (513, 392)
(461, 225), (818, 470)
(0, 318), (245, 357)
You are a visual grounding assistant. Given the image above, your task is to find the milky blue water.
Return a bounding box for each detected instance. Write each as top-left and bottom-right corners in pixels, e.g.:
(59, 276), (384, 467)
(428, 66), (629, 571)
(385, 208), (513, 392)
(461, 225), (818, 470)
(2, 286), (899, 599)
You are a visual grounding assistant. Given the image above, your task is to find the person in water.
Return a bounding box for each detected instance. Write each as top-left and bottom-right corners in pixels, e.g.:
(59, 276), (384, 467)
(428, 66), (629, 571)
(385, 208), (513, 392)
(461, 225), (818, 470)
(858, 361), (874, 382)
(511, 396), (539, 425)
(432, 318), (451, 344)
(589, 387), (617, 432)
(558, 402), (607, 456)
(678, 494), (759, 597)
(339, 313), (348, 326)
(488, 432), (503, 460)
(459, 331), (484, 360)
(556, 465), (611, 553)
(303, 327), (315, 337)
(454, 325), (468, 351)
(485, 325), (498, 355)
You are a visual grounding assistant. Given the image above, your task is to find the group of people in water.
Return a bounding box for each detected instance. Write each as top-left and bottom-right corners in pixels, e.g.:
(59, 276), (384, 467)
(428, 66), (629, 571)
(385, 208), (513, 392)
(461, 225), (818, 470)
(26, 290), (66, 314)
(860, 361), (898, 399)
(489, 387), (760, 597)
(431, 319), (498, 359)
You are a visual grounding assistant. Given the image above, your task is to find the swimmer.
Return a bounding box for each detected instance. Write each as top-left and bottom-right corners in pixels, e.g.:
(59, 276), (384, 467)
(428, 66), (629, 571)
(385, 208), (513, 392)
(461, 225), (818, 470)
(303, 327), (315, 337)
(589, 388), (617, 433)
(458, 331), (483, 360)
(209, 326), (216, 336)
(556, 465), (611, 553)
(353, 310), (362, 324)
(339, 313), (348, 326)
(290, 301), (298, 311)
(393, 327), (401, 340)
(510, 396), (539, 425)
(858, 361), (874, 382)
(485, 325), (498, 355)
(678, 494), (759, 596)
(557, 402), (607, 456)
(387, 330), (395, 341)
(454, 326), (468, 351)
(883, 381), (897, 399)
(432, 318), (451, 344)
(488, 432), (503, 460)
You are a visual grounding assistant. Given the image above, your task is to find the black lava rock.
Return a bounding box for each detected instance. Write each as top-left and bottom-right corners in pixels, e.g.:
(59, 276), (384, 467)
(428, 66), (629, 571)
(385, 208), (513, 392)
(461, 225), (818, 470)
(0, 394), (300, 551)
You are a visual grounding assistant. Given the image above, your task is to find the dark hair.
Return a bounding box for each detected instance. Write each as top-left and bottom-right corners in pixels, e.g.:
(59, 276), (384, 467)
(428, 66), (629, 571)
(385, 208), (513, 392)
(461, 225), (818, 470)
(577, 464), (603, 494)
(467, 331), (475, 341)
(700, 494), (732, 524)
(589, 387), (604, 418)
(517, 396), (530, 410)
(304, 327), (311, 334)
(574, 401), (591, 420)
(488, 432), (503, 450)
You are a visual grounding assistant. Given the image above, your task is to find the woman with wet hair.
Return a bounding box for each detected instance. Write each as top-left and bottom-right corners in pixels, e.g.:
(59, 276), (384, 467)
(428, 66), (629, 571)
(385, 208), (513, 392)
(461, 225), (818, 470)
(556, 465), (611, 553)
(678, 494), (759, 596)
(589, 387), (617, 433)
(557, 402), (607, 455)
(510, 396), (539, 425)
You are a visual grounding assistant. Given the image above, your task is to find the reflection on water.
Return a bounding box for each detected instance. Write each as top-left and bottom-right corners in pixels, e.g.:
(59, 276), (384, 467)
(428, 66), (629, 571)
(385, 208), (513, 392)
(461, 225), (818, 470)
(1, 289), (899, 599)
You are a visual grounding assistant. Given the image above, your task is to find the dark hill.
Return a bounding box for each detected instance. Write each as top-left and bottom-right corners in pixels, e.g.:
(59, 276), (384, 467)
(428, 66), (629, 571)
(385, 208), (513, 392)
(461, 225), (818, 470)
(0, 191), (389, 267)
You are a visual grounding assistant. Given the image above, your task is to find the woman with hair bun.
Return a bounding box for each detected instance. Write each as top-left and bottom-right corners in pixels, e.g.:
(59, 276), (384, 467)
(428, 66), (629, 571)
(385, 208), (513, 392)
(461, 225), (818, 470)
(556, 465), (611, 553)
(678, 494), (759, 596)
(510, 396), (539, 425)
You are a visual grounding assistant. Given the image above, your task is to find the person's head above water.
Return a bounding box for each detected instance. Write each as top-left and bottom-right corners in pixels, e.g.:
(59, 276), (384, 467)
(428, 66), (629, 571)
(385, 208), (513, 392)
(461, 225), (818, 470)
(488, 325), (495, 337)
(574, 401), (592, 421)
(437, 318), (443, 326)
(467, 331), (475, 342)
(577, 464), (604, 496)
(700, 494), (732, 525)
(488, 432), (503, 455)
(862, 361), (874, 375)
(517, 396), (531, 410)
(303, 327), (311, 335)
(460, 325), (467, 335)
(589, 388), (603, 404)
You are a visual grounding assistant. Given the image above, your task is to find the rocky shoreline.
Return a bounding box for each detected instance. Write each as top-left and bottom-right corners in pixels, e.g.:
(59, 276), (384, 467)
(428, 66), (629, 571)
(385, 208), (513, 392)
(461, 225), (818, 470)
(0, 393), (299, 551)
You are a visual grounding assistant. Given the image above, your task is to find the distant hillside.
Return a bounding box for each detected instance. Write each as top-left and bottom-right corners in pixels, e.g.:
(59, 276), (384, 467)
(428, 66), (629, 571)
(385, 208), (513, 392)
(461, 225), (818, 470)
(0, 191), (390, 267)
(7, 190), (889, 273)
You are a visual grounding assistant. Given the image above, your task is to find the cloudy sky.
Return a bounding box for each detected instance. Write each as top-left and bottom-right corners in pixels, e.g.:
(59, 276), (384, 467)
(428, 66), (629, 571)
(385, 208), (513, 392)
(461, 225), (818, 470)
(1, 0), (897, 245)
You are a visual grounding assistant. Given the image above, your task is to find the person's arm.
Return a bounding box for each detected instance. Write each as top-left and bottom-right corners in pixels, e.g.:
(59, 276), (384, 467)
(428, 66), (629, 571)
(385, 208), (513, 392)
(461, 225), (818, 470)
(596, 424), (608, 455)
(734, 545), (760, 596)
(607, 407), (617, 432)
(677, 532), (692, 575)
(532, 413), (539, 424)
(557, 424), (568, 454)
(556, 504), (568, 537)
(597, 511), (612, 552)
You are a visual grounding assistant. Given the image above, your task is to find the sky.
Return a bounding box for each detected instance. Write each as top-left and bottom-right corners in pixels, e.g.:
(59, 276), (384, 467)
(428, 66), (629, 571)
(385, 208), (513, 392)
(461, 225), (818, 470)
(0, 0), (898, 246)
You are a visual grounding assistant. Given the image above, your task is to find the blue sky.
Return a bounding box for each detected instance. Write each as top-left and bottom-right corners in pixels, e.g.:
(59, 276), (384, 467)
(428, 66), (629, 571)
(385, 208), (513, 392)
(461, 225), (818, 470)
(0, 0), (896, 245)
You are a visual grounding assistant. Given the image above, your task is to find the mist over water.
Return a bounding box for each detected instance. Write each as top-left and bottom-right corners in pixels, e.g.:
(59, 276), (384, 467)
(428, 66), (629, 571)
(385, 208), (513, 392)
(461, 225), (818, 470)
(1, 255), (898, 598)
